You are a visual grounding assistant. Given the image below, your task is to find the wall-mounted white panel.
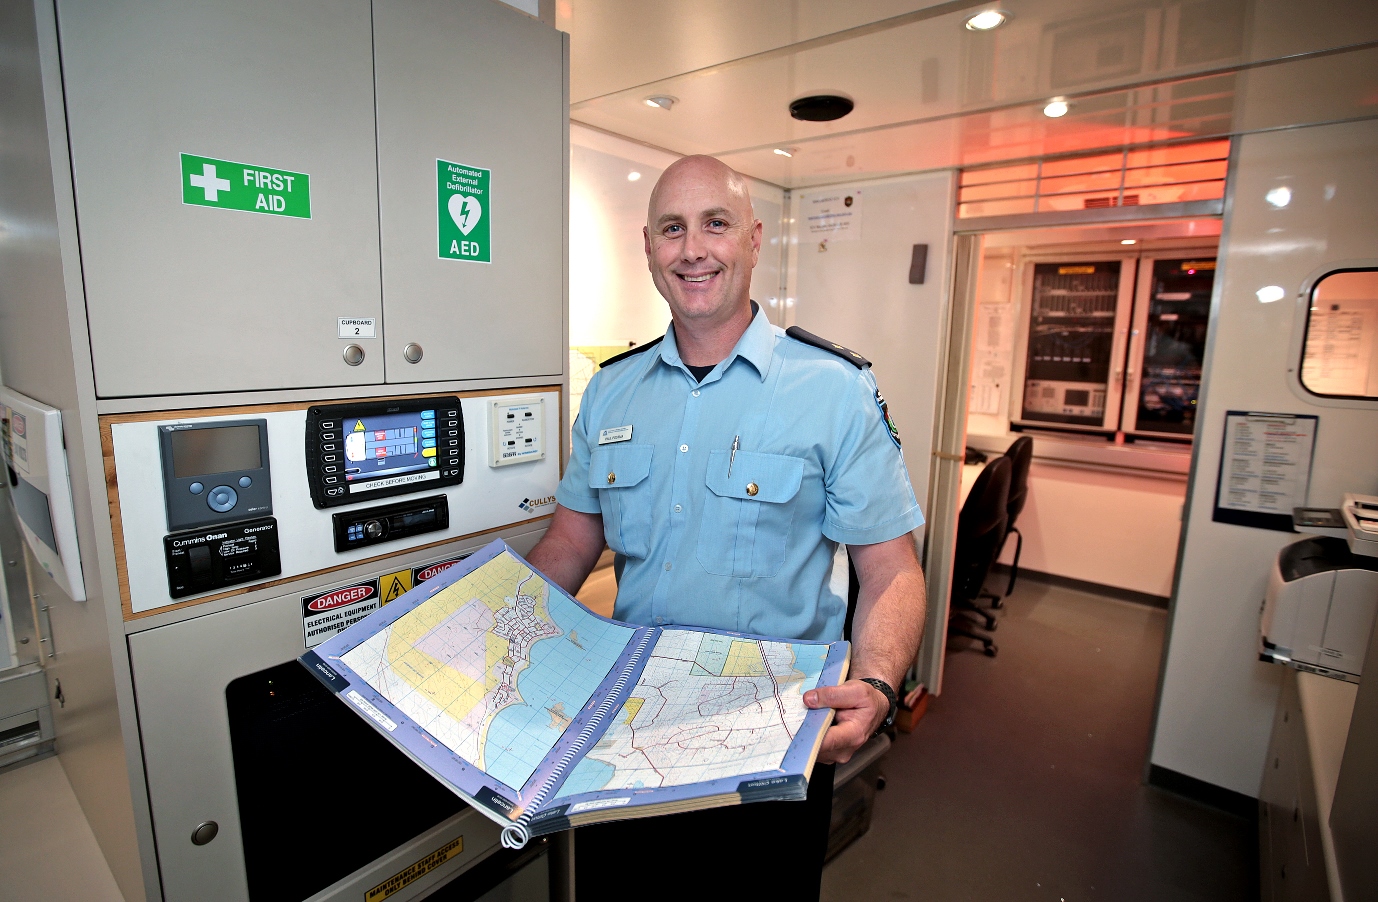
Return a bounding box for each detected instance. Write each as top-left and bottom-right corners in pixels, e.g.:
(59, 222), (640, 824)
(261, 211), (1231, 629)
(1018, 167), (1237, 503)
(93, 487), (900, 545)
(57, 0), (386, 396)
(111, 392), (560, 615)
(1152, 119), (1378, 796)
(789, 171), (957, 522)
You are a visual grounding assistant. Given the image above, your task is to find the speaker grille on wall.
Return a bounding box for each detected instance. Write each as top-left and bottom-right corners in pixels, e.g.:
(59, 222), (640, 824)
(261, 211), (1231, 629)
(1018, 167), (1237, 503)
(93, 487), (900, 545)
(909, 244), (929, 284)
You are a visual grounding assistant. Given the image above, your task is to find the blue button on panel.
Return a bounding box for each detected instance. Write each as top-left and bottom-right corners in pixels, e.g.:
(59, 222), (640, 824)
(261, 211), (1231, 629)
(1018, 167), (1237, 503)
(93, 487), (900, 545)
(422, 428), (436, 439)
(239, 476), (252, 488)
(189, 482), (204, 495)
(207, 485), (238, 513)
(422, 438), (436, 449)
(421, 410), (436, 420)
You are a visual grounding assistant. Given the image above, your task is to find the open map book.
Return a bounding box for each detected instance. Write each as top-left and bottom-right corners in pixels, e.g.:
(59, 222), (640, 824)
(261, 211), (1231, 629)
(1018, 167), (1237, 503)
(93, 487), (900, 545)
(301, 539), (849, 848)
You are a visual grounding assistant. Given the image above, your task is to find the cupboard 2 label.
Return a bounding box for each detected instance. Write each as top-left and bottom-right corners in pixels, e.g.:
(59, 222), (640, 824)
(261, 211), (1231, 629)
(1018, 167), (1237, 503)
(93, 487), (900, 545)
(180, 153), (311, 219)
(438, 159), (490, 263)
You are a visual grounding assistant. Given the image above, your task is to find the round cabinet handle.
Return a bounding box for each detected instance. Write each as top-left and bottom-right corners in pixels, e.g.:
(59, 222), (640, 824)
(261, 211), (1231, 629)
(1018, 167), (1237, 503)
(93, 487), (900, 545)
(191, 821), (219, 845)
(343, 344), (365, 366)
(404, 342), (424, 364)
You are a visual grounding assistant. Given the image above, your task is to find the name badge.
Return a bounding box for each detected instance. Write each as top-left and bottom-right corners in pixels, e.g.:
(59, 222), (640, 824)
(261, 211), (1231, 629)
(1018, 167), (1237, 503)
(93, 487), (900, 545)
(598, 425), (632, 445)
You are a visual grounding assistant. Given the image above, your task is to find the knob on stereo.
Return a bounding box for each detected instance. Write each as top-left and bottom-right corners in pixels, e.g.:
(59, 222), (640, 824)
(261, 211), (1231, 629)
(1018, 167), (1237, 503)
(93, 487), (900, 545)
(365, 519), (384, 539)
(343, 344), (365, 366)
(404, 342), (424, 364)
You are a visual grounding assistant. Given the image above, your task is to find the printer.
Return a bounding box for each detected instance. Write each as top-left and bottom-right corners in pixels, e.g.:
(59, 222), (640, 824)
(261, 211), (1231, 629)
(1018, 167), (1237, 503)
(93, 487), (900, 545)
(1261, 536), (1378, 683)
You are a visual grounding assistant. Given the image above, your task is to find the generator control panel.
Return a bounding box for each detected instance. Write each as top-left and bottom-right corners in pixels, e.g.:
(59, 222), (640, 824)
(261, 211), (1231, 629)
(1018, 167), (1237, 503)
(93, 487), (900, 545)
(159, 419), (273, 531)
(306, 397), (464, 508)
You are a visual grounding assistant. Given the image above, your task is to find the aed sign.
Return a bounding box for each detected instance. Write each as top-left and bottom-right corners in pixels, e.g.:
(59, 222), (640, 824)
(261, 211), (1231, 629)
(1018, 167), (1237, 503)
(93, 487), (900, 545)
(438, 159), (490, 263)
(181, 153), (310, 219)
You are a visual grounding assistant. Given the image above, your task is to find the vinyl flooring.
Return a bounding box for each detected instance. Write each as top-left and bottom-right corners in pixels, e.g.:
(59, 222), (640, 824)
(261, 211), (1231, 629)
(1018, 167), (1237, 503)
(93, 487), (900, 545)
(821, 576), (1258, 902)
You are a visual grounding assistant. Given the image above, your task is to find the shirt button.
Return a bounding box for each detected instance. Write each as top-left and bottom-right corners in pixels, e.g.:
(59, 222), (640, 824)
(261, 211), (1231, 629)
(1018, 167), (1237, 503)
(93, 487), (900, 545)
(674, 504), (682, 513)
(692, 390), (700, 397)
(679, 444), (688, 452)
(664, 562), (672, 571)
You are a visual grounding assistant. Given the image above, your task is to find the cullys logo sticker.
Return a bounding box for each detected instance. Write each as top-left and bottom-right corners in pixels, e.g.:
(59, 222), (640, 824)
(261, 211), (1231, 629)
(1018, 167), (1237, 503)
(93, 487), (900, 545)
(518, 495), (557, 514)
(875, 390), (901, 449)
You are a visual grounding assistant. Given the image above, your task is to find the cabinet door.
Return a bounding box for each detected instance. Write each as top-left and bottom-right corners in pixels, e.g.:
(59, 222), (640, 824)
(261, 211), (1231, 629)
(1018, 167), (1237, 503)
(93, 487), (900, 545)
(373, 0), (566, 383)
(58, 0), (384, 396)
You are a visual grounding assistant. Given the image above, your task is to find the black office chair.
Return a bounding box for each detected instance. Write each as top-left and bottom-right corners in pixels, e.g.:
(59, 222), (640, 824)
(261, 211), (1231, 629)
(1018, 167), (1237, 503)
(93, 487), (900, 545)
(986, 435), (1033, 607)
(947, 456), (1011, 657)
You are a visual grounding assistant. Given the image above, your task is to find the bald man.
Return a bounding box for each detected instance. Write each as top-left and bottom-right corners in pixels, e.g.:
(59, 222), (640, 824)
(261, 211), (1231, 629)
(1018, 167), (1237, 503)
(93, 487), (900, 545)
(527, 156), (926, 898)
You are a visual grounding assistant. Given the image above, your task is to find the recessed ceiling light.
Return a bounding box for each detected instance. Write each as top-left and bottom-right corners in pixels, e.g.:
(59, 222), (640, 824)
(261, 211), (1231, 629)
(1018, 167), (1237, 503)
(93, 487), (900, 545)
(1043, 98), (1070, 118)
(965, 10), (1009, 30)
(773, 148), (794, 158)
(643, 95), (676, 111)
(1265, 186), (1292, 208)
(627, 171), (641, 182)
(1256, 285), (1286, 303)
(1121, 239), (1137, 245)
(789, 95), (854, 122)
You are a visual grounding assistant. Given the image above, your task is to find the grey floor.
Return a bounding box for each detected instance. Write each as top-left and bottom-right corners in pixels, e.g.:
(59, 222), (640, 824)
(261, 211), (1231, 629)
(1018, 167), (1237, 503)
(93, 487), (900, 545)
(822, 576), (1257, 902)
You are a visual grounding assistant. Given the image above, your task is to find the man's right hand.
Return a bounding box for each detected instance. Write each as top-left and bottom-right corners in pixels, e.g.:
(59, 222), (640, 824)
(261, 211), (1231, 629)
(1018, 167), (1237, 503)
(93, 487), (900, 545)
(524, 504), (607, 596)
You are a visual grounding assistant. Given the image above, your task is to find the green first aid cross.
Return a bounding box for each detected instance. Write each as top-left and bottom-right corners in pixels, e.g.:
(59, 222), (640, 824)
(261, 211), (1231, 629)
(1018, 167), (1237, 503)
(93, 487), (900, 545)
(438, 159), (490, 263)
(181, 153), (311, 219)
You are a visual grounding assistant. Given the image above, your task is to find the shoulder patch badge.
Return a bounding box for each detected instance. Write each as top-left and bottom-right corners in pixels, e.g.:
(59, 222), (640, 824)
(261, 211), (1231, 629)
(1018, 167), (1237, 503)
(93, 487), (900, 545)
(876, 390), (901, 448)
(784, 326), (871, 368)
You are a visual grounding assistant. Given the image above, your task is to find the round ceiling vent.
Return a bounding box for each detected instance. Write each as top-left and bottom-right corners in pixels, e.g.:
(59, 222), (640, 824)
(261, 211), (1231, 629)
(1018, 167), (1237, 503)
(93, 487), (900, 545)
(789, 95), (854, 122)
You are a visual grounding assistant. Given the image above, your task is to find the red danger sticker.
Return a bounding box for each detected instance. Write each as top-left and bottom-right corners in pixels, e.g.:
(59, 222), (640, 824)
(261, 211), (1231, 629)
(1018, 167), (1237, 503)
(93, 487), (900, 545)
(305, 582), (377, 612)
(413, 556), (467, 583)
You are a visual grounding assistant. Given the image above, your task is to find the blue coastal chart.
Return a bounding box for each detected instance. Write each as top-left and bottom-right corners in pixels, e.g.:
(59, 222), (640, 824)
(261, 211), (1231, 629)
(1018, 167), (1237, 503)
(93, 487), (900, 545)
(341, 551), (635, 791)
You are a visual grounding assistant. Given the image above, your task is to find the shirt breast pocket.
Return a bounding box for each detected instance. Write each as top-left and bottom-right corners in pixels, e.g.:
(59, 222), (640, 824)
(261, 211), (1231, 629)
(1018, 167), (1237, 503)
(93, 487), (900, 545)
(590, 443), (654, 559)
(697, 450), (804, 579)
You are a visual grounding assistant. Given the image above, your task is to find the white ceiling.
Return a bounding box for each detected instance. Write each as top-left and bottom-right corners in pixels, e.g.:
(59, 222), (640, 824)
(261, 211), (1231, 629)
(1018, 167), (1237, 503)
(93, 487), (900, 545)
(559, 0), (1378, 188)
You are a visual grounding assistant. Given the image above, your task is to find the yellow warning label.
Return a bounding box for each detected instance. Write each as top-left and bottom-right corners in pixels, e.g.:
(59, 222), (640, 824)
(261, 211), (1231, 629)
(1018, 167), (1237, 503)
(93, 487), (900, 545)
(365, 836), (463, 902)
(1058, 265), (1096, 275)
(1181, 260), (1216, 271)
(353, 419), (366, 432)
(379, 568), (414, 605)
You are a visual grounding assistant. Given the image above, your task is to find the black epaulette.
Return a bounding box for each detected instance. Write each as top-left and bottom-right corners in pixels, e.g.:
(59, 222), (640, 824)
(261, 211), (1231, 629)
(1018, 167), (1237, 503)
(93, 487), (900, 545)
(598, 336), (663, 368)
(785, 326), (871, 368)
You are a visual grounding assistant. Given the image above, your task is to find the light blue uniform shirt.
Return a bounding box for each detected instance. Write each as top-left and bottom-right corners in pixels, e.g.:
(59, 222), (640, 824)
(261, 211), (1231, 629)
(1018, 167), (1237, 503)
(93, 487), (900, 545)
(557, 305), (923, 642)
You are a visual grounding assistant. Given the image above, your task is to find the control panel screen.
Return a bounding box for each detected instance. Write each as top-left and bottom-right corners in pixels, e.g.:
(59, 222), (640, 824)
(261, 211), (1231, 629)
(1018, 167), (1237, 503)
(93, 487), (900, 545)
(342, 410), (437, 484)
(170, 424), (262, 477)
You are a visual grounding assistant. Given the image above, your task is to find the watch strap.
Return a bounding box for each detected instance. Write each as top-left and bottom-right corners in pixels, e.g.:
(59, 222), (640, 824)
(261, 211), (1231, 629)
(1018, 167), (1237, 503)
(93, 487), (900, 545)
(859, 677), (898, 732)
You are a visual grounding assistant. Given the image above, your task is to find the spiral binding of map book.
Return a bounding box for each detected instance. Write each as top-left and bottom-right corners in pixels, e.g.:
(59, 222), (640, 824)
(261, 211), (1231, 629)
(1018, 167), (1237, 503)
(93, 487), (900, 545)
(501, 629), (657, 850)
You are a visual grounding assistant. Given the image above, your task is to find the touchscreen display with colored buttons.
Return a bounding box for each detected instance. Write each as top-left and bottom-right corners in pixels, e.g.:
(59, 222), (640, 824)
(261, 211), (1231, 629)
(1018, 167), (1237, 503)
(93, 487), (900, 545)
(343, 410), (437, 483)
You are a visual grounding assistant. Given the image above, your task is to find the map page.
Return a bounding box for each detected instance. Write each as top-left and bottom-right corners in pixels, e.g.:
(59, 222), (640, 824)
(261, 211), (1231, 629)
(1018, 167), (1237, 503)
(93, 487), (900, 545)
(558, 629), (830, 794)
(340, 549), (635, 792)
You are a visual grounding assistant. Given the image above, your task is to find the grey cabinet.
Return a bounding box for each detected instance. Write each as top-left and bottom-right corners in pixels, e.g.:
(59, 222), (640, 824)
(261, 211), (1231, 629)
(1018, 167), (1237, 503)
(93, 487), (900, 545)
(1259, 671), (1331, 902)
(373, 0), (566, 383)
(59, 0), (386, 396)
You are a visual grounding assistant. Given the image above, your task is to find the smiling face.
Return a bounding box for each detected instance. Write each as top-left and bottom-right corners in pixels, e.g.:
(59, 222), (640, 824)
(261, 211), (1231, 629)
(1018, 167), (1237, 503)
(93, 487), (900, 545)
(644, 156), (762, 329)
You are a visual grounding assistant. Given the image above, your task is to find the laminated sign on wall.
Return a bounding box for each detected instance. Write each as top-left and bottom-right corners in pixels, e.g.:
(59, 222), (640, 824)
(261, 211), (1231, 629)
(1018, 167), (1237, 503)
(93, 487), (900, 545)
(438, 159), (491, 263)
(805, 190), (862, 242)
(1213, 411), (1319, 532)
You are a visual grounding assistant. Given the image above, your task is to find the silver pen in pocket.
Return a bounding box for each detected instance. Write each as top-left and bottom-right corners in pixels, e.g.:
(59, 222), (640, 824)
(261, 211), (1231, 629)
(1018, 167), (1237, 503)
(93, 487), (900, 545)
(727, 435), (740, 477)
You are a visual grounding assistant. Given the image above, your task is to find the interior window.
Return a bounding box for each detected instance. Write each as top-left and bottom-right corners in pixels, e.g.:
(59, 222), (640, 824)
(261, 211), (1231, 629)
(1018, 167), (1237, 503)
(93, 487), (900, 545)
(1300, 269), (1378, 398)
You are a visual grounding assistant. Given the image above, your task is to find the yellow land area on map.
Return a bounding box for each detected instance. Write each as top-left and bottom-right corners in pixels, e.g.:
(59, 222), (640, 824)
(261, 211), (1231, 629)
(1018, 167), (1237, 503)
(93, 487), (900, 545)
(721, 638), (769, 677)
(621, 697), (645, 724)
(382, 554), (547, 738)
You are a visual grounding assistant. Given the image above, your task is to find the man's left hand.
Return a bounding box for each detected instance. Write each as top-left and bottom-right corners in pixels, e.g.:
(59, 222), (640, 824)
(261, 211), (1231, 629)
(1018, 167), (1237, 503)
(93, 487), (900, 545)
(804, 679), (888, 764)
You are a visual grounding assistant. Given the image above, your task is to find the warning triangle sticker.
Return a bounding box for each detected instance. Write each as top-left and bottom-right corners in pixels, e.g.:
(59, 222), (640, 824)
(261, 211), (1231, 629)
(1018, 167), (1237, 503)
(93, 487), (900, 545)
(353, 420), (366, 432)
(380, 569), (413, 604)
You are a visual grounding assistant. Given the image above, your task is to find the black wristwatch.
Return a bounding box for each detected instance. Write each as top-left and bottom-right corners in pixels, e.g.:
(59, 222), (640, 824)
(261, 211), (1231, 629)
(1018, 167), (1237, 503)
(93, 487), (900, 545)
(860, 678), (898, 734)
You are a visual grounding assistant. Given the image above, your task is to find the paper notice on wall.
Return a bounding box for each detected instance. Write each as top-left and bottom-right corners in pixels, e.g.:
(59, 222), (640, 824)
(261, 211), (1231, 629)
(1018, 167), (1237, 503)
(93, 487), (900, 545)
(969, 303), (1014, 415)
(805, 191), (862, 241)
(1213, 412), (1318, 530)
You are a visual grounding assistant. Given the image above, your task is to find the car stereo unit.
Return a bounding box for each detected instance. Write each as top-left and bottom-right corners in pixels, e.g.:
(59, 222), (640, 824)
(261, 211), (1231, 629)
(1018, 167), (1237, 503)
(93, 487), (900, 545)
(305, 397), (464, 509)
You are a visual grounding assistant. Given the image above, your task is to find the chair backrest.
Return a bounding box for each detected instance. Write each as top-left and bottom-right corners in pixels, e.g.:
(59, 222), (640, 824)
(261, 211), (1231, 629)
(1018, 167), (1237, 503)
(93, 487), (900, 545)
(952, 457), (1011, 602)
(1003, 436), (1034, 527)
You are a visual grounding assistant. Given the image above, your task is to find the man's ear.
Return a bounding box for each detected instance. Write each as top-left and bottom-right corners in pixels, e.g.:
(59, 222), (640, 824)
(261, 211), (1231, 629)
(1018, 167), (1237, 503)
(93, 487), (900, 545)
(750, 219), (763, 265)
(643, 226), (652, 268)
